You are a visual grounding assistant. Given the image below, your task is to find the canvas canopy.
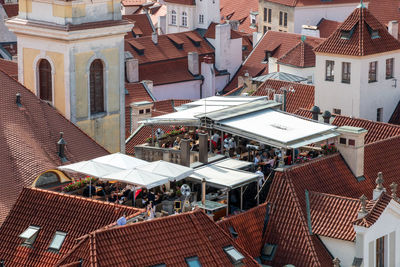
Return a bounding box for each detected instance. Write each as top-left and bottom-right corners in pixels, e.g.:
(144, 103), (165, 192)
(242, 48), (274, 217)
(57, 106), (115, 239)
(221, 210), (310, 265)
(92, 152), (147, 169)
(102, 168), (170, 189)
(58, 161), (123, 177)
(136, 160), (193, 181)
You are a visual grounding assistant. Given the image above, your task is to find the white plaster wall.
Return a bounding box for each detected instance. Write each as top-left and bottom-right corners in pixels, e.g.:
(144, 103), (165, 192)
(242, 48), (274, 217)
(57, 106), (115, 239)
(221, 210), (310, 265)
(293, 3), (365, 34)
(165, 3), (195, 33)
(194, 0), (219, 30)
(215, 24), (242, 77)
(152, 80), (201, 100)
(279, 64), (314, 83)
(315, 54), (362, 118)
(319, 235), (356, 267)
(358, 53), (400, 122)
(360, 201), (400, 267)
(0, 5), (17, 42)
(215, 74), (229, 93)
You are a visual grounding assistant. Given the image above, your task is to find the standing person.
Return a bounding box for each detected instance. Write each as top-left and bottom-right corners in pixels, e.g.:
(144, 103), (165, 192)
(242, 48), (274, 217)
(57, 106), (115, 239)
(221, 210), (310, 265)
(255, 167), (264, 188)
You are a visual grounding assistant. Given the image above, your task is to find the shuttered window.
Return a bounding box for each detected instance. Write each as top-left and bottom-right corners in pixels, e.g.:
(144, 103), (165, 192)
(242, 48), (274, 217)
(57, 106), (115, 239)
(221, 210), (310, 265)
(90, 59), (104, 114)
(39, 59), (52, 102)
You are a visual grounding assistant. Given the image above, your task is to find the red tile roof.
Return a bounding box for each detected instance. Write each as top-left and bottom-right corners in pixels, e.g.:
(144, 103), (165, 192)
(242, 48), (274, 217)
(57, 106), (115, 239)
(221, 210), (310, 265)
(125, 82), (154, 138)
(224, 31), (322, 93)
(125, 31), (214, 64)
(277, 40), (316, 68)
(0, 70), (108, 224)
(0, 58), (17, 79)
(57, 209), (259, 267)
(252, 79), (315, 113)
(152, 99), (192, 115)
(293, 108), (313, 118)
(268, 0), (367, 7)
(353, 193), (392, 228)
(220, 0), (258, 34)
(164, 0), (195, 5)
(123, 14), (154, 37)
(317, 18), (341, 38)
(204, 22), (242, 39)
(121, 0), (146, 7)
(217, 203), (268, 258)
(314, 6), (400, 56)
(2, 3), (18, 17)
(368, 0), (400, 32)
(0, 188), (143, 267)
(309, 191), (361, 241)
(389, 100), (400, 125)
(333, 115), (400, 144)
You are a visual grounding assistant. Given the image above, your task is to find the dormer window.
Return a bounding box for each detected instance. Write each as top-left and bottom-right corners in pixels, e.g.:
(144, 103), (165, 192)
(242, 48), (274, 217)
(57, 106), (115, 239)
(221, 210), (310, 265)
(341, 30), (351, 40)
(19, 225), (40, 246)
(367, 23), (380, 39)
(223, 246), (245, 266)
(48, 231), (67, 251)
(185, 256), (201, 267)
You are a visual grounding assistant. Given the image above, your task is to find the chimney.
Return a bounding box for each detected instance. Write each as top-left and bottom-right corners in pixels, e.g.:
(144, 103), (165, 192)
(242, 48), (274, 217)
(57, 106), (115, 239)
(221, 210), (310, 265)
(142, 80), (154, 93)
(388, 20), (398, 40)
(252, 31), (262, 46)
(198, 133), (208, 164)
(215, 23), (231, 72)
(180, 138), (191, 167)
(357, 194), (368, 219)
(373, 172), (386, 200)
(228, 20), (239, 31)
(322, 110), (331, 124)
(301, 25), (320, 38)
(202, 178), (206, 205)
(201, 56), (216, 98)
(332, 258), (340, 267)
(16, 93), (22, 107)
(310, 106), (320, 121)
(390, 182), (398, 201)
(126, 58), (139, 83)
(57, 132), (68, 162)
(188, 52), (199, 76)
(152, 32), (158, 44)
(336, 126), (368, 179)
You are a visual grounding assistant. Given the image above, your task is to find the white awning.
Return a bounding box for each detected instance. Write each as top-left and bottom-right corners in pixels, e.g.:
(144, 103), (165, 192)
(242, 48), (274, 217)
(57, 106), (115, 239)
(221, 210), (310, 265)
(102, 168), (170, 189)
(92, 152), (147, 169)
(211, 158), (253, 170)
(188, 165), (259, 189)
(135, 160), (193, 181)
(58, 161), (123, 177)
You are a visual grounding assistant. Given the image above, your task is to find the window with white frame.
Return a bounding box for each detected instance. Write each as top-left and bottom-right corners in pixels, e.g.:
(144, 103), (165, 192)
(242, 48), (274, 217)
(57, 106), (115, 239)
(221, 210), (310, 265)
(386, 58), (394, 79)
(171, 10), (176, 25)
(369, 61), (378, 83)
(325, 60), (334, 81)
(199, 14), (204, 24)
(182, 11), (188, 26)
(342, 62), (351, 83)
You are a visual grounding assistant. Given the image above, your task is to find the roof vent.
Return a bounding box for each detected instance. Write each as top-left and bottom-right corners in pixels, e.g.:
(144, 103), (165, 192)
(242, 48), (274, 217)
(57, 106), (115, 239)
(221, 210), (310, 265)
(16, 93), (22, 107)
(310, 106), (320, 121)
(57, 132), (68, 163)
(322, 110), (331, 123)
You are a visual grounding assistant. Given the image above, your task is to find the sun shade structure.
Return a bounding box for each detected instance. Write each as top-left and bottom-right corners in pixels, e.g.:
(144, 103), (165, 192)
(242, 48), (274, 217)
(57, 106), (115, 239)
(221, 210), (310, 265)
(188, 165), (259, 189)
(58, 161), (124, 177)
(211, 158), (253, 170)
(92, 152), (147, 169)
(136, 160), (193, 181)
(102, 168), (171, 189)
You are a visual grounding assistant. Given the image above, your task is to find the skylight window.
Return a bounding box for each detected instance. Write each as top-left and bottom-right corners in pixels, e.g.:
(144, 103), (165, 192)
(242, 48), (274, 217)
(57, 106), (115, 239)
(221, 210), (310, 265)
(48, 231), (67, 251)
(223, 246), (245, 265)
(185, 256), (202, 267)
(19, 225), (40, 246)
(261, 243), (277, 261)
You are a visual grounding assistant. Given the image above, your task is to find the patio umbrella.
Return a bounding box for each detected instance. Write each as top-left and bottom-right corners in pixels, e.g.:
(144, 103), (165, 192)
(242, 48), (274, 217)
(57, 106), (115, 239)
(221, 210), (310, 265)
(136, 160), (193, 181)
(92, 152), (147, 170)
(58, 161), (123, 177)
(102, 168), (170, 189)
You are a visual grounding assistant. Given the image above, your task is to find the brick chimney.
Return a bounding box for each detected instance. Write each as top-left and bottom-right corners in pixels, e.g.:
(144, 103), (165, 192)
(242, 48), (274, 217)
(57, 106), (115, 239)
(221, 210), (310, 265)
(388, 21), (398, 40)
(188, 52), (199, 76)
(335, 126), (368, 179)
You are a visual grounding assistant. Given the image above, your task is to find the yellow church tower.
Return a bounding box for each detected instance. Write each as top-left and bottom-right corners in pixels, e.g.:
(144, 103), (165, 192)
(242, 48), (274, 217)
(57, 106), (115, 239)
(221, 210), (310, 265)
(6, 0), (132, 153)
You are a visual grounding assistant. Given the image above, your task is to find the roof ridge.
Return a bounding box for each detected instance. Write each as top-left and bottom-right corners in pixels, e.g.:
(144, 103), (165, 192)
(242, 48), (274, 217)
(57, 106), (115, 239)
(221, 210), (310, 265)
(353, 192), (391, 226)
(281, 153), (341, 173)
(335, 114), (400, 128)
(308, 190), (361, 202)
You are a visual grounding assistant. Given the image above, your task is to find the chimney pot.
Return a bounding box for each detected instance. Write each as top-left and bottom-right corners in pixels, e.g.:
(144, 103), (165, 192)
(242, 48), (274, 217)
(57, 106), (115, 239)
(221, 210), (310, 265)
(16, 93), (22, 107)
(310, 106), (320, 121)
(322, 110), (331, 124)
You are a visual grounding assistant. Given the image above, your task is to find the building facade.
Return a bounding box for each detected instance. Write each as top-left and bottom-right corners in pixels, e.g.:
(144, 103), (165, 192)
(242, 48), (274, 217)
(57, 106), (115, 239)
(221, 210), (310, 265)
(6, 0), (132, 152)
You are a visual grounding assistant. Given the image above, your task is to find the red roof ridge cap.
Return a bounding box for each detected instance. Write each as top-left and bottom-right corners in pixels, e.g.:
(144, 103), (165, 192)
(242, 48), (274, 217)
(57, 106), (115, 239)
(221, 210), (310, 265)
(282, 153), (341, 173)
(308, 190), (361, 202)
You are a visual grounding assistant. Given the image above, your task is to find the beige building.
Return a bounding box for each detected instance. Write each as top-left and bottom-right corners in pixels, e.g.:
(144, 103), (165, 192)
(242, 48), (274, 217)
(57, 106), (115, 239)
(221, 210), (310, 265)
(6, 0), (132, 152)
(258, 0), (366, 34)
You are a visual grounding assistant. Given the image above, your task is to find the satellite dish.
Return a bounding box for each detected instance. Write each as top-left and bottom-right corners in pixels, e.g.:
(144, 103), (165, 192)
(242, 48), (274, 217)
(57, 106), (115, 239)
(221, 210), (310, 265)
(180, 184), (191, 197)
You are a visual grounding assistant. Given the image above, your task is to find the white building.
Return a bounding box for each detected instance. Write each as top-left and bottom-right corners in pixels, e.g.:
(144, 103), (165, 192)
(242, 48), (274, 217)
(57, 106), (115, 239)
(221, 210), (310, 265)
(163, 0), (220, 33)
(314, 5), (400, 122)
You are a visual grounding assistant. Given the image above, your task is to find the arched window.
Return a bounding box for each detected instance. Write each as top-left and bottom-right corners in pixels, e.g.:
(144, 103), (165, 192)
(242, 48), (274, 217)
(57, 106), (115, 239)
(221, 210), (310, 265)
(89, 59), (104, 114)
(38, 59), (52, 102)
(171, 10), (176, 25)
(182, 11), (187, 26)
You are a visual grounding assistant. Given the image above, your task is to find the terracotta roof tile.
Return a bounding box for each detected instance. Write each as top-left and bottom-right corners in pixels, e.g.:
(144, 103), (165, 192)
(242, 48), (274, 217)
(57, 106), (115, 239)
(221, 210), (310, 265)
(57, 210), (259, 266)
(220, 0), (258, 34)
(123, 14), (154, 37)
(217, 203), (268, 258)
(125, 31), (213, 64)
(164, 0), (195, 5)
(389, 100), (400, 125)
(204, 22), (242, 39)
(309, 191), (361, 241)
(121, 0), (146, 7)
(333, 115), (400, 144)
(268, 0), (367, 7)
(224, 31), (322, 93)
(2, 3), (18, 17)
(0, 58), (17, 79)
(0, 70), (108, 224)
(317, 18), (341, 38)
(252, 79), (315, 113)
(153, 99), (192, 115)
(314, 6), (400, 56)
(0, 188), (143, 267)
(368, 0), (400, 31)
(277, 41), (316, 68)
